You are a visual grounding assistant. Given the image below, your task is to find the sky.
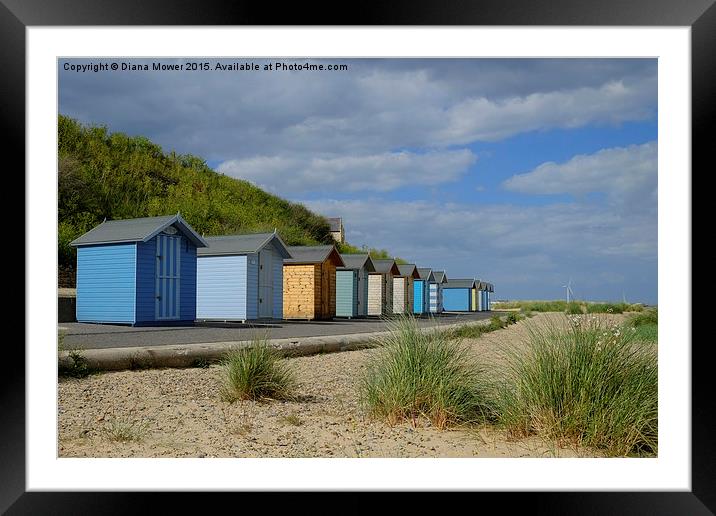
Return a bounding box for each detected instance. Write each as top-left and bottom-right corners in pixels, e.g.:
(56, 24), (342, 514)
(59, 58), (658, 303)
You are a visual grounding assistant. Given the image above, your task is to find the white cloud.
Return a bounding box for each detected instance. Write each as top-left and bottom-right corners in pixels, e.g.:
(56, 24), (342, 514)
(503, 141), (657, 213)
(60, 59), (657, 160)
(301, 197), (657, 303)
(217, 150), (477, 194)
(432, 80), (655, 145)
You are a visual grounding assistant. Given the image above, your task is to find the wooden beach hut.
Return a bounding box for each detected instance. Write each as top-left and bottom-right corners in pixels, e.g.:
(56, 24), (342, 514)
(70, 214), (208, 325)
(442, 279), (477, 312)
(283, 245), (344, 320)
(429, 271), (448, 314)
(414, 268), (435, 315)
(336, 254), (376, 318)
(393, 264), (420, 315)
(196, 232), (291, 322)
(368, 259), (400, 316)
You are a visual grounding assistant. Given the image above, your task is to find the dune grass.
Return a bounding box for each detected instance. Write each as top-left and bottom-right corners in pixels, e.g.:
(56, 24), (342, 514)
(219, 337), (297, 402)
(493, 300), (644, 314)
(360, 317), (496, 429)
(497, 315), (657, 456)
(626, 309), (658, 343)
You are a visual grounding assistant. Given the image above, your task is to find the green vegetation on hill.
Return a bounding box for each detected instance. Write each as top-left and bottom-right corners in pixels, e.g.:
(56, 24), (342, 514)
(58, 115), (399, 282)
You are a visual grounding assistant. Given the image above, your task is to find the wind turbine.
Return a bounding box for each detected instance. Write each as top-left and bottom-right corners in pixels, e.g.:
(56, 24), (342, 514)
(563, 278), (575, 303)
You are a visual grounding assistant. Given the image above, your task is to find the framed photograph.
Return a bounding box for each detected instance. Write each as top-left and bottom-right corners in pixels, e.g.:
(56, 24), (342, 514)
(9, 0), (708, 511)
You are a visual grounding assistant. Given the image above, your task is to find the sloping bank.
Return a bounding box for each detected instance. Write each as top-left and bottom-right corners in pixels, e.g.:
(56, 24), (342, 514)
(59, 318), (499, 373)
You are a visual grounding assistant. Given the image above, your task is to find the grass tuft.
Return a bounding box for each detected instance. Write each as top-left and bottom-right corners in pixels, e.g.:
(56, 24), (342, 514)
(625, 308), (658, 343)
(498, 315), (657, 456)
(104, 418), (148, 442)
(219, 336), (297, 402)
(360, 316), (495, 429)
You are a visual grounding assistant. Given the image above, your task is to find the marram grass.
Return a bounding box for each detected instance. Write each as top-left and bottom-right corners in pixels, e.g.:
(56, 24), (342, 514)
(359, 316), (495, 429)
(498, 315), (657, 456)
(220, 337), (297, 402)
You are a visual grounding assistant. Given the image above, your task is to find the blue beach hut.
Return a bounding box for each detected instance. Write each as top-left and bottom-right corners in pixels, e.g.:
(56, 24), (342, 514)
(196, 232), (291, 321)
(442, 279), (476, 312)
(70, 214), (208, 325)
(429, 270), (448, 314)
(414, 268), (435, 315)
(336, 254), (376, 318)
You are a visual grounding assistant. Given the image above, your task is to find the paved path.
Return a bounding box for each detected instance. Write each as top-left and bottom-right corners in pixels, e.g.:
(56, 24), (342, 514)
(59, 312), (500, 350)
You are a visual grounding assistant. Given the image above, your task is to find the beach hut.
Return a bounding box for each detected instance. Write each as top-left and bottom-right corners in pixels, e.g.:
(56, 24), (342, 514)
(414, 268), (435, 315)
(475, 280), (484, 311)
(368, 259), (400, 316)
(394, 264), (420, 315)
(442, 279), (477, 312)
(70, 214), (208, 325)
(196, 232), (291, 321)
(283, 245), (344, 320)
(429, 270), (448, 314)
(336, 254), (376, 318)
(486, 282), (494, 311)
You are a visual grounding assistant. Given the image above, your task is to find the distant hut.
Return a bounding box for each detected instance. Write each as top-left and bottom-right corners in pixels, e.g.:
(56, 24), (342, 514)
(486, 282), (494, 311)
(336, 254), (376, 318)
(70, 214), (208, 325)
(196, 232), (291, 321)
(442, 279), (477, 312)
(393, 264), (420, 315)
(283, 245), (345, 320)
(429, 270), (448, 314)
(368, 259), (400, 316)
(475, 280), (486, 312)
(414, 268), (435, 315)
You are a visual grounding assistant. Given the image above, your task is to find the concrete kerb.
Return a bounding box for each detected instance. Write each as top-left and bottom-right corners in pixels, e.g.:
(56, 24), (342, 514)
(58, 317), (500, 373)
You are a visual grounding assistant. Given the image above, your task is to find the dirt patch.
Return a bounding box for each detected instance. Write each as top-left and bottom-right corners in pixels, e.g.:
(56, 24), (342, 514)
(58, 313), (621, 458)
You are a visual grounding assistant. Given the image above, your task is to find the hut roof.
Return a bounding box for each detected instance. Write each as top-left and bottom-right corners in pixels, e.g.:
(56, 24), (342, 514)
(198, 232), (291, 258)
(371, 259), (401, 276)
(338, 254), (376, 272)
(416, 267), (435, 282)
(432, 271), (448, 283)
(396, 263), (420, 279)
(70, 214), (208, 248)
(285, 245), (345, 267)
(444, 279), (477, 289)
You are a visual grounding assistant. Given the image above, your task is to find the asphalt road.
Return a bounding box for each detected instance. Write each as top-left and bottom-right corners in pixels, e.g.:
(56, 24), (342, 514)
(58, 311), (501, 350)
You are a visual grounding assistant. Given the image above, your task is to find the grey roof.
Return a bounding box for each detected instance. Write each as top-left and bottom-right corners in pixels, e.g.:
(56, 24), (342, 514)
(198, 233), (291, 258)
(432, 271), (448, 283)
(371, 259), (400, 275)
(444, 279), (477, 289)
(70, 214), (208, 248)
(416, 268), (435, 282)
(396, 263), (420, 278)
(285, 245), (345, 266)
(326, 217), (342, 232)
(488, 283), (494, 292)
(338, 254), (376, 272)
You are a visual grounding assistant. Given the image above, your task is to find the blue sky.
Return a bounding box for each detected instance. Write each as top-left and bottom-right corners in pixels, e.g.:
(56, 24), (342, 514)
(59, 58), (658, 303)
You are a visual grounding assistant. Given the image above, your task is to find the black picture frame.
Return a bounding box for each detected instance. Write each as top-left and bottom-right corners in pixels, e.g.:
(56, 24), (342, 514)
(6, 0), (708, 512)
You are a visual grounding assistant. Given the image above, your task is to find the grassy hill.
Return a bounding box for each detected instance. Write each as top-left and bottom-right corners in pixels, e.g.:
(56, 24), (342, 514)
(58, 115), (394, 285)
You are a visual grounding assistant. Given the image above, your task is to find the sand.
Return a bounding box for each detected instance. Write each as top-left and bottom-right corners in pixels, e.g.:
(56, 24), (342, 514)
(58, 313), (623, 458)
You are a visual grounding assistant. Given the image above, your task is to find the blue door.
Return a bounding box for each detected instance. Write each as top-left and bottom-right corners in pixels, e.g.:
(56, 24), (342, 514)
(156, 234), (181, 320)
(413, 280), (424, 314)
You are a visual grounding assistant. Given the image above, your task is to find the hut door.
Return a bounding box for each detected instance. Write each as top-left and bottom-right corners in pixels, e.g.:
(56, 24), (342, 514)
(155, 234), (181, 320)
(321, 263), (331, 318)
(258, 250), (273, 318)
